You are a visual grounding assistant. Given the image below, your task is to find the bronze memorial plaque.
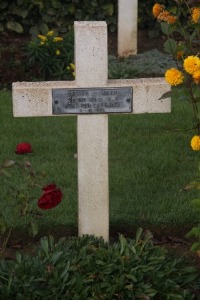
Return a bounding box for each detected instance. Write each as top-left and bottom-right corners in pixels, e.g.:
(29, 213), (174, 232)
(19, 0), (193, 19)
(52, 87), (132, 114)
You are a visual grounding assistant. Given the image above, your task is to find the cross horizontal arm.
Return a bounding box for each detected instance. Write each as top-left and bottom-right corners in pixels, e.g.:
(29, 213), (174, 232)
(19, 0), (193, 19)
(12, 78), (171, 117)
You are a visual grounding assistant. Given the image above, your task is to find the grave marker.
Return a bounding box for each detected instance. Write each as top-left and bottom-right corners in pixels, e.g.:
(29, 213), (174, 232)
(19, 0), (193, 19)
(12, 21), (171, 241)
(118, 0), (138, 57)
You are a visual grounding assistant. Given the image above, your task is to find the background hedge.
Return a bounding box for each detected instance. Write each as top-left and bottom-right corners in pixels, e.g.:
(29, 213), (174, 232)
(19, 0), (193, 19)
(0, 0), (176, 36)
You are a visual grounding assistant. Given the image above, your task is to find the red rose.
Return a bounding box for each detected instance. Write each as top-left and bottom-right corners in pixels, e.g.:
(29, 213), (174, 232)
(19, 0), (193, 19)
(15, 143), (32, 154)
(38, 185), (63, 210)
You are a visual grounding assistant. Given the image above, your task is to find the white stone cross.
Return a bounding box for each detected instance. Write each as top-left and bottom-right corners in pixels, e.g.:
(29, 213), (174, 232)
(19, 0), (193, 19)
(12, 21), (170, 241)
(118, 0), (138, 57)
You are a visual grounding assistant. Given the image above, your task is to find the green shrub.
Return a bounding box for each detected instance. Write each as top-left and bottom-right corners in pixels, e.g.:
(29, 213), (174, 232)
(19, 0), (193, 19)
(108, 49), (176, 79)
(0, 0), (116, 35)
(0, 0), (179, 36)
(26, 30), (74, 81)
(0, 229), (199, 299)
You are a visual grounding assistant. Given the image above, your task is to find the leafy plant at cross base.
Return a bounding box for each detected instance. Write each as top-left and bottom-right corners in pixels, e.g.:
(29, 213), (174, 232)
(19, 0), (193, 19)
(26, 30), (74, 81)
(0, 228), (199, 299)
(153, 1), (200, 252)
(0, 142), (63, 258)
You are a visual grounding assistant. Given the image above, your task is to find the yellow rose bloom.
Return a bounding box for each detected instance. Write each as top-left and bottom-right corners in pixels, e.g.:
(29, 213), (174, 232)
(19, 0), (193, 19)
(191, 7), (200, 23)
(56, 49), (60, 55)
(191, 135), (200, 151)
(193, 70), (200, 84)
(72, 71), (75, 77)
(38, 35), (47, 42)
(183, 56), (200, 75)
(152, 3), (164, 17)
(47, 30), (54, 36)
(53, 37), (63, 42)
(165, 68), (184, 86)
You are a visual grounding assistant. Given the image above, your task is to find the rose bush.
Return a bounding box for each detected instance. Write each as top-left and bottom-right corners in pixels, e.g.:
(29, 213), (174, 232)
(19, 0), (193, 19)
(0, 142), (63, 257)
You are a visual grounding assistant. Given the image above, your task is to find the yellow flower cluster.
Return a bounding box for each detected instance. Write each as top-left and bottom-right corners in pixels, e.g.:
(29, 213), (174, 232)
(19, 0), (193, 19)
(165, 68), (184, 86)
(183, 56), (200, 84)
(37, 32), (63, 45)
(38, 35), (47, 44)
(152, 3), (177, 24)
(191, 7), (200, 23)
(191, 135), (200, 151)
(47, 31), (54, 36)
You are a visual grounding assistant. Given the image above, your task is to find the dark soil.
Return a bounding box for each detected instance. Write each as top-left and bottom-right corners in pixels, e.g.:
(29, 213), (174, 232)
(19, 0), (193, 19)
(0, 30), (200, 266)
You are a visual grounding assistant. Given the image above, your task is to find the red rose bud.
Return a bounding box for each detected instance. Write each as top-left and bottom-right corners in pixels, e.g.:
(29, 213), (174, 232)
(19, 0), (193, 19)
(42, 184), (57, 193)
(38, 188), (63, 210)
(15, 142), (32, 154)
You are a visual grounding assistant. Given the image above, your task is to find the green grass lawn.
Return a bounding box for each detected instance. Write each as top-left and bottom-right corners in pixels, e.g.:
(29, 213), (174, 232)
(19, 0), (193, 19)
(0, 89), (200, 233)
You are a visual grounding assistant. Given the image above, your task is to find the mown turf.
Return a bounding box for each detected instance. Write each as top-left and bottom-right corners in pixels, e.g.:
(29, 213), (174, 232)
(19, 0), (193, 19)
(0, 90), (200, 233)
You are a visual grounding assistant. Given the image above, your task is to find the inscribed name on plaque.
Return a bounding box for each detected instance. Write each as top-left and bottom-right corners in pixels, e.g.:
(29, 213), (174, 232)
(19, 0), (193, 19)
(52, 87), (132, 114)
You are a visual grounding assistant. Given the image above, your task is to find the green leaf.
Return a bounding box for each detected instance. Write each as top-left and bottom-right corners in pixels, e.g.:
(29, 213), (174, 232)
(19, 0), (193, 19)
(191, 198), (200, 211)
(40, 237), (49, 257)
(161, 22), (171, 35)
(119, 234), (127, 255)
(30, 220), (38, 236)
(164, 38), (177, 55)
(51, 251), (63, 264)
(125, 274), (137, 282)
(135, 228), (143, 244)
(158, 91), (172, 100)
(103, 4), (114, 16)
(16, 251), (22, 263)
(7, 21), (23, 33)
(190, 242), (200, 252)
(39, 23), (49, 34)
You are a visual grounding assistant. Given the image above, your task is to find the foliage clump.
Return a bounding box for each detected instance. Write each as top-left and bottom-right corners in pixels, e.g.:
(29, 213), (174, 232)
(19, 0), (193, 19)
(108, 49), (175, 79)
(0, 229), (199, 299)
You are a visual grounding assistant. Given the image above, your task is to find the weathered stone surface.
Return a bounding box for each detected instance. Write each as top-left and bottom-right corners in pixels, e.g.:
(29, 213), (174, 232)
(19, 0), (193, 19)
(13, 78), (170, 117)
(118, 0), (138, 57)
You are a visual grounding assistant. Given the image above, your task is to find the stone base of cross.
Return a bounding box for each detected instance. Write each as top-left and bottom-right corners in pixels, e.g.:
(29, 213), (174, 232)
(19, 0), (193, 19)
(12, 21), (171, 241)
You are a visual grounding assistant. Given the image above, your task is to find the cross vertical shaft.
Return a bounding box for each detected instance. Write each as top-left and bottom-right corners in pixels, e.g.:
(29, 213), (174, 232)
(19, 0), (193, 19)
(75, 22), (109, 241)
